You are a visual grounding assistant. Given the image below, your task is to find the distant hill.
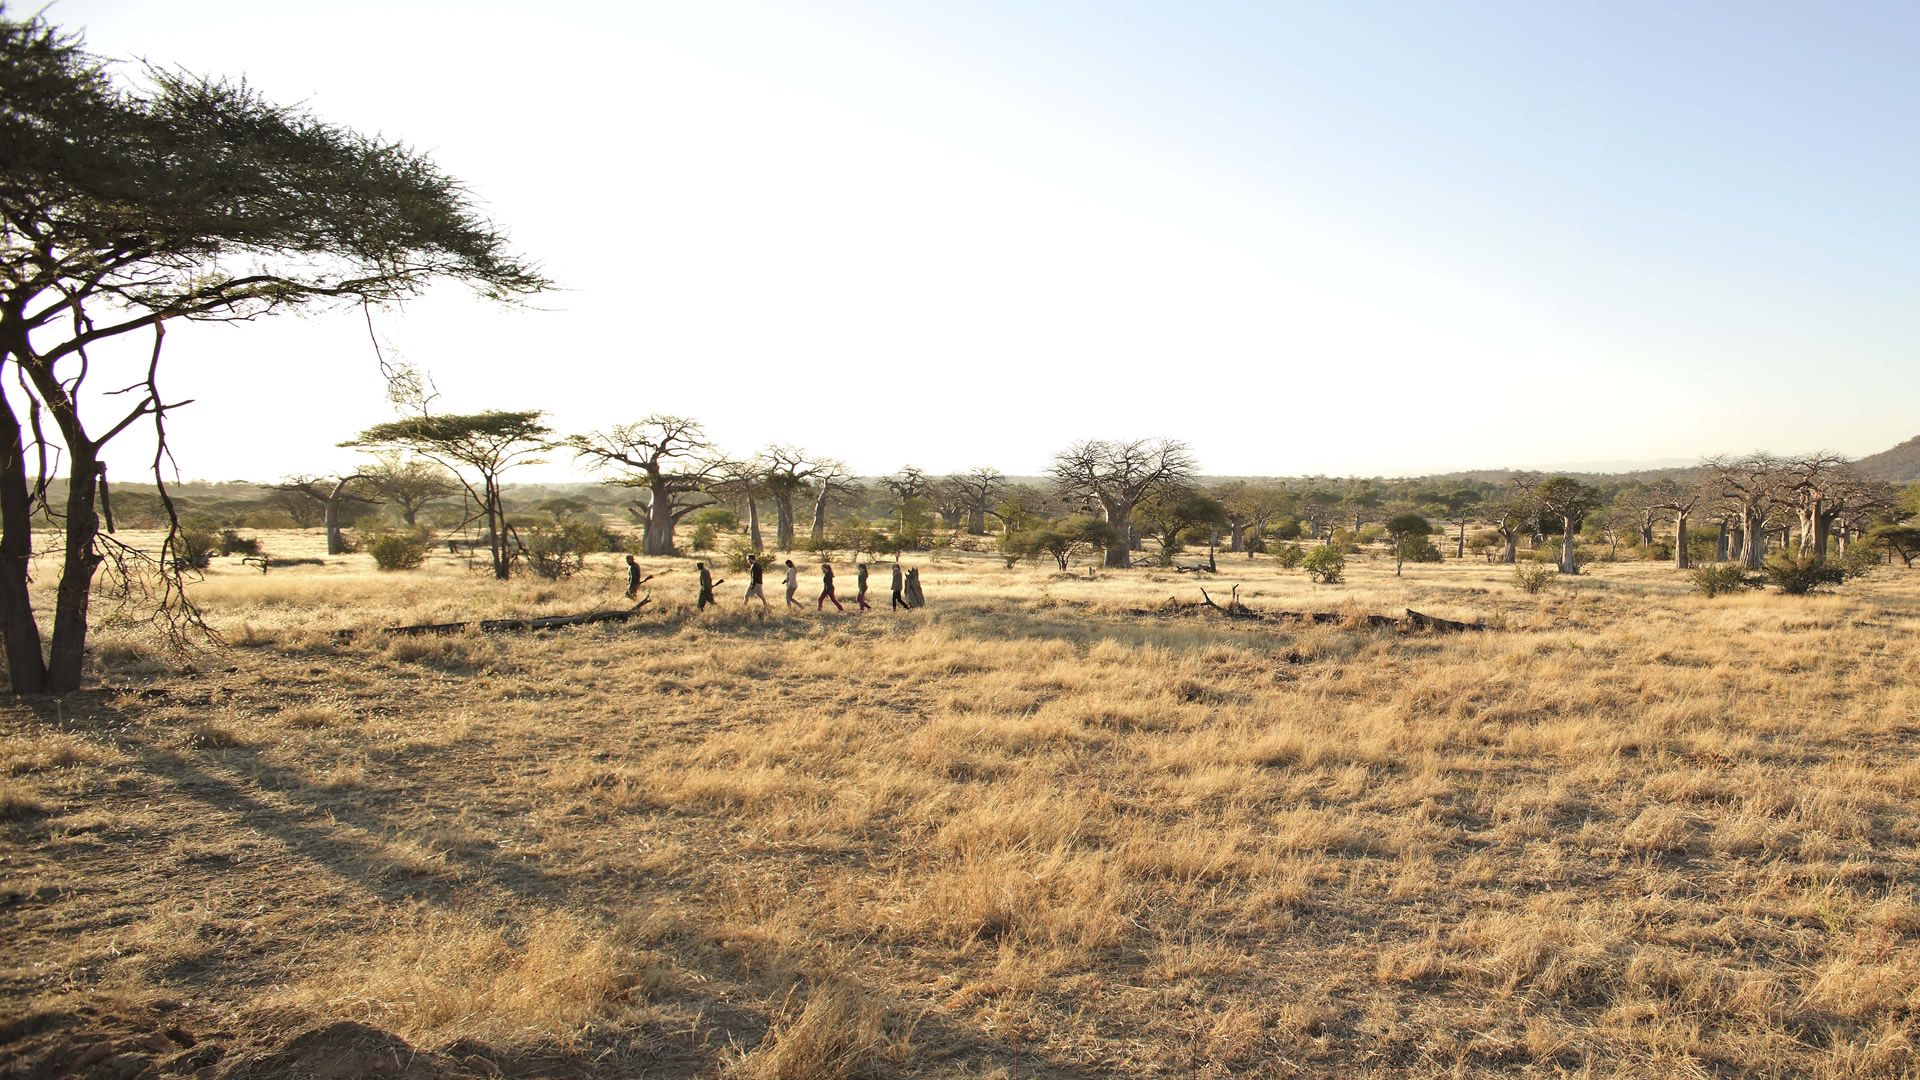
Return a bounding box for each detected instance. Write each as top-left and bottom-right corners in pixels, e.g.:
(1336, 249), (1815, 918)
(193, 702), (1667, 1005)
(1856, 435), (1920, 485)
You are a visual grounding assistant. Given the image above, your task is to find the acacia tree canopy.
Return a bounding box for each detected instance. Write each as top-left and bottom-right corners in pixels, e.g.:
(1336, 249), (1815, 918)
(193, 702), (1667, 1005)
(0, 12), (547, 691)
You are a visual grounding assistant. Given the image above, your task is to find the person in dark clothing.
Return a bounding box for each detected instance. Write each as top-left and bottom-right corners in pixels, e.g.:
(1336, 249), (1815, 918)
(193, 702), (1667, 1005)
(696, 562), (723, 611)
(743, 556), (768, 611)
(625, 554), (645, 600)
(891, 562), (910, 611)
(855, 563), (871, 611)
(818, 562), (845, 612)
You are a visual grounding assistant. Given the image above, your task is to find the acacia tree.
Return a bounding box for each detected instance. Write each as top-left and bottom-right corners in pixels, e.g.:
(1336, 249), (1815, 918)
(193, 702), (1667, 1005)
(1049, 438), (1196, 568)
(566, 416), (723, 555)
(345, 412), (552, 579)
(1535, 477), (1599, 575)
(361, 451), (458, 526)
(275, 474), (373, 555)
(0, 14), (544, 691)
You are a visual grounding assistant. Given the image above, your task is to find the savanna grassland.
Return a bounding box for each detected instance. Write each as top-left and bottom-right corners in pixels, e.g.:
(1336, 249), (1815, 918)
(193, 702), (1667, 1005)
(4, 532), (1920, 1079)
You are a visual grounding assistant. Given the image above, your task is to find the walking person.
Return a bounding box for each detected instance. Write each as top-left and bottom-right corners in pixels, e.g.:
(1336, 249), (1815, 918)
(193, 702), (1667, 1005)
(625, 554), (650, 600)
(783, 558), (802, 609)
(696, 561), (723, 611)
(743, 555), (768, 612)
(855, 562), (872, 611)
(818, 561), (845, 612)
(891, 561), (910, 611)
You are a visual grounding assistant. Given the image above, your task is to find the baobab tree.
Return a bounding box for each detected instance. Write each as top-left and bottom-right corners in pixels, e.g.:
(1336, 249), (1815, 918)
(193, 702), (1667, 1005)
(1427, 489), (1483, 559)
(0, 12), (544, 692)
(1215, 482), (1295, 555)
(761, 446), (825, 550)
(946, 468), (1008, 535)
(1704, 454), (1786, 569)
(1535, 476), (1598, 574)
(715, 459), (767, 551)
(566, 416), (724, 556)
(808, 461), (857, 544)
(275, 474), (374, 555)
(1049, 438), (1197, 568)
(1484, 472), (1543, 564)
(1645, 477), (1704, 569)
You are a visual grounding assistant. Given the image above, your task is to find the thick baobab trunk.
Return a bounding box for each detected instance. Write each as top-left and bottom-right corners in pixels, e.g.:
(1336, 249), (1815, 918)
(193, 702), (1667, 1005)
(743, 481), (763, 551)
(643, 482), (679, 556)
(1500, 531), (1518, 564)
(45, 444), (104, 693)
(1810, 508), (1835, 561)
(1103, 503), (1133, 568)
(968, 506), (987, 535)
(1228, 520), (1245, 553)
(1673, 513), (1690, 570)
(324, 497), (348, 555)
(0, 393), (45, 693)
(774, 495), (796, 550)
(1558, 515), (1579, 575)
(810, 489), (830, 544)
(1742, 512), (1766, 570)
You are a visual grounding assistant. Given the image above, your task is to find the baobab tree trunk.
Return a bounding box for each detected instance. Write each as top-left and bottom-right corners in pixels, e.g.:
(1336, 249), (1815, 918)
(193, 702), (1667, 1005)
(643, 482), (679, 556)
(1455, 523), (1467, 559)
(1103, 503), (1133, 568)
(1742, 512), (1766, 570)
(968, 506), (987, 535)
(1228, 520), (1244, 553)
(1500, 531), (1518, 564)
(0, 394), (45, 693)
(774, 495), (796, 550)
(1673, 513), (1690, 570)
(743, 480), (763, 551)
(1558, 517), (1579, 575)
(324, 498), (347, 555)
(810, 489), (830, 544)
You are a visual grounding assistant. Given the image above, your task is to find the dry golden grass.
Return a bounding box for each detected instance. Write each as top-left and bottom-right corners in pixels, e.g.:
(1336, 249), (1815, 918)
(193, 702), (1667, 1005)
(3, 528), (1919, 1077)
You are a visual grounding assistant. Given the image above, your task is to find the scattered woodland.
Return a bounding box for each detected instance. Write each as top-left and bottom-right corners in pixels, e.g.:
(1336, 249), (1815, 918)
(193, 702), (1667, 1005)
(7, 11), (1920, 1080)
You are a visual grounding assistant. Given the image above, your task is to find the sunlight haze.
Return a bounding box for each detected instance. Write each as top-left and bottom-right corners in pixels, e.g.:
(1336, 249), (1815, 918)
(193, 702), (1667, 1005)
(48, 0), (1920, 482)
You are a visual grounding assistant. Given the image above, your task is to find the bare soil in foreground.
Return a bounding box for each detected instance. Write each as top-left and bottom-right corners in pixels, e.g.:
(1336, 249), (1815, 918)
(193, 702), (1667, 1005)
(4, 533), (1920, 1078)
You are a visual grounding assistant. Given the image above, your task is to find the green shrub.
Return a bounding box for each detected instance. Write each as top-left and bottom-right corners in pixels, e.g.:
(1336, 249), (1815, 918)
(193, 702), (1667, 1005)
(1837, 545), (1879, 579)
(724, 538), (758, 572)
(1760, 555), (1846, 595)
(1511, 564), (1556, 594)
(1272, 543), (1305, 568)
(1302, 545), (1344, 583)
(688, 523), (717, 552)
(216, 528), (259, 556)
(366, 530), (429, 571)
(524, 519), (603, 580)
(687, 506), (741, 531)
(1689, 563), (1759, 598)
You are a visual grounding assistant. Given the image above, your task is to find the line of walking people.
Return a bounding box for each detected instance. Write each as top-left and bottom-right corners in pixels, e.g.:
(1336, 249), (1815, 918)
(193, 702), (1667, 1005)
(682, 555), (923, 614)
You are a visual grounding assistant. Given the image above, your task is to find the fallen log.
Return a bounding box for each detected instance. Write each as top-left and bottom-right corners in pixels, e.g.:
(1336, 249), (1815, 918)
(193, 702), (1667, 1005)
(1188, 590), (1490, 632)
(383, 600), (650, 637)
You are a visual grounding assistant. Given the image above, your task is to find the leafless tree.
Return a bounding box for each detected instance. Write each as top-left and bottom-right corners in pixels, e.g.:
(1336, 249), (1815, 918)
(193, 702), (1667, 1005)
(883, 466), (934, 503)
(762, 445), (825, 550)
(1645, 477), (1704, 569)
(567, 416), (724, 556)
(946, 468), (1007, 535)
(714, 459), (767, 552)
(808, 460), (857, 544)
(1704, 454), (1787, 569)
(1484, 472), (1543, 564)
(276, 474), (374, 555)
(1049, 438), (1197, 568)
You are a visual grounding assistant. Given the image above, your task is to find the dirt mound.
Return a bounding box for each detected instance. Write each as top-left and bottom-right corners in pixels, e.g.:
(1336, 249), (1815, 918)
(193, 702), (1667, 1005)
(0, 1008), (501, 1080)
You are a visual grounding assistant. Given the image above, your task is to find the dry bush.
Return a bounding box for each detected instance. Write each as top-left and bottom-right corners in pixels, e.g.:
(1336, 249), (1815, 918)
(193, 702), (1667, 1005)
(724, 982), (901, 1080)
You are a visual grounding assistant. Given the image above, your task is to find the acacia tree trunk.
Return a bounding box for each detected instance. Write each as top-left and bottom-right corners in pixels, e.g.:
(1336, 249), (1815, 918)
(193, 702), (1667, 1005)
(1673, 512), (1690, 570)
(485, 477), (509, 579)
(45, 442), (104, 692)
(0, 391), (45, 693)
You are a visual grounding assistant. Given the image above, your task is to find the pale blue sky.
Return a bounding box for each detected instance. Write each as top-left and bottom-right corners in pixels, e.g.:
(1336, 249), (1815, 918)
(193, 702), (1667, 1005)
(43, 1), (1920, 480)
